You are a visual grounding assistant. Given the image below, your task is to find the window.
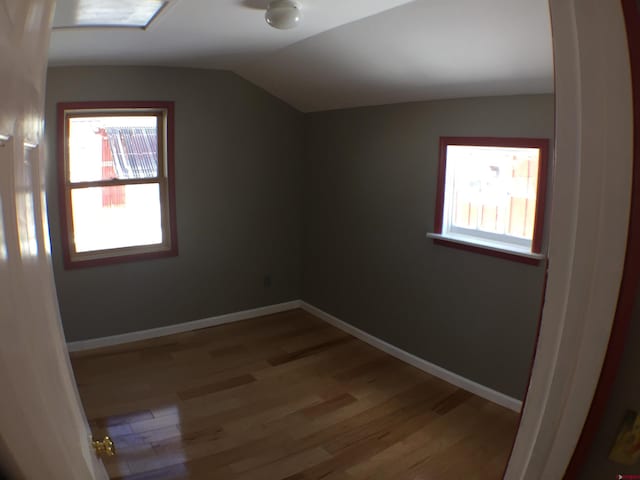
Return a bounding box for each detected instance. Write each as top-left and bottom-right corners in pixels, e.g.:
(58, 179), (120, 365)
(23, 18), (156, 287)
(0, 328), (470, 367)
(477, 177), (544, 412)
(428, 137), (549, 263)
(53, 0), (172, 29)
(57, 101), (177, 268)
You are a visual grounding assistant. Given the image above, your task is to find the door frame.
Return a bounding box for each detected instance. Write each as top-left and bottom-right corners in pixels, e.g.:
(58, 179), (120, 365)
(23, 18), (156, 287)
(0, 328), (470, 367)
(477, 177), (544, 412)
(0, 1), (108, 479)
(564, 0), (640, 475)
(1, 0), (633, 478)
(504, 0), (634, 478)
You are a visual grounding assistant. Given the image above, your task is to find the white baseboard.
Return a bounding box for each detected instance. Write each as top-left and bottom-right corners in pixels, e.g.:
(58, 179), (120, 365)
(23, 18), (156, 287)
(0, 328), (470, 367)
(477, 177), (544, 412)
(66, 300), (302, 352)
(300, 301), (523, 413)
(66, 298), (522, 412)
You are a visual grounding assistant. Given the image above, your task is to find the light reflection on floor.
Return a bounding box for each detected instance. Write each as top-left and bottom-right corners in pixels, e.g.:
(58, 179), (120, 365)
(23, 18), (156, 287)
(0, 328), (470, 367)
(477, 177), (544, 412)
(71, 310), (519, 480)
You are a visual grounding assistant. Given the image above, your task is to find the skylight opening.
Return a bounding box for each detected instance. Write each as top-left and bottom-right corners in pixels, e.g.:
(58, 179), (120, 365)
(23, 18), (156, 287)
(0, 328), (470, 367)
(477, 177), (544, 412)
(53, 0), (170, 29)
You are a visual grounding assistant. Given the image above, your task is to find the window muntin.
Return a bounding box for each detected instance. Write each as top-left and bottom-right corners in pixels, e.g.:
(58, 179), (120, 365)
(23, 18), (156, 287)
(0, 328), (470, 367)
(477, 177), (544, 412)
(434, 137), (548, 259)
(58, 102), (177, 268)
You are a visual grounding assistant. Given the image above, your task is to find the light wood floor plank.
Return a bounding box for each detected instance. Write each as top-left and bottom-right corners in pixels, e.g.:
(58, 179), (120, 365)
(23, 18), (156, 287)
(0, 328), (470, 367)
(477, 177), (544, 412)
(70, 309), (519, 479)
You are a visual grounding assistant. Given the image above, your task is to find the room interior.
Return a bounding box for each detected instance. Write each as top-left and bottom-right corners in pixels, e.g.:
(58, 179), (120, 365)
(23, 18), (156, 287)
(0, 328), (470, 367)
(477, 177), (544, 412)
(1, 0), (636, 479)
(43, 0), (554, 476)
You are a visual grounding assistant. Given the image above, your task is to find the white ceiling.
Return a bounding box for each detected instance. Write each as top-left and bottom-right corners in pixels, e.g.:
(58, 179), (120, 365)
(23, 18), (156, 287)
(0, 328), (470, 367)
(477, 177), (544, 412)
(50, 0), (415, 68)
(48, 0), (554, 112)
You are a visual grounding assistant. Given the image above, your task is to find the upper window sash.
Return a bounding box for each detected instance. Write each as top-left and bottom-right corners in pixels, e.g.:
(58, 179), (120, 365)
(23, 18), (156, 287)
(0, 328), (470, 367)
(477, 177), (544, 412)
(63, 109), (168, 185)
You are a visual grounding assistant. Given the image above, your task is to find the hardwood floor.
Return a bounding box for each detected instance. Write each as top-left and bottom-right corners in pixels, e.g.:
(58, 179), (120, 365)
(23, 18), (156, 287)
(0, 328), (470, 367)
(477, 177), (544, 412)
(70, 309), (519, 479)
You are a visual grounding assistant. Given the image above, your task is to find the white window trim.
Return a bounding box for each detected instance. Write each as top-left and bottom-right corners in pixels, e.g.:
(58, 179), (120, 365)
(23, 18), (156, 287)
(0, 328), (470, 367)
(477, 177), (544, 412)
(426, 232), (545, 261)
(432, 138), (547, 259)
(440, 144), (539, 253)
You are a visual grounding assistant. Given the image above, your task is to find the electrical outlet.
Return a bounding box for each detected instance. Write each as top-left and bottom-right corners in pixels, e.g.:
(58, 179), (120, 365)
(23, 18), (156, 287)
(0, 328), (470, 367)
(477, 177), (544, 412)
(263, 274), (272, 288)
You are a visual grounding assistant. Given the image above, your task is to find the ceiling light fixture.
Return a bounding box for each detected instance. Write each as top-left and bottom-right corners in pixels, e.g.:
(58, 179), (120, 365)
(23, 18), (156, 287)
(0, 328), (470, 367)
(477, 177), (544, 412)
(265, 0), (302, 30)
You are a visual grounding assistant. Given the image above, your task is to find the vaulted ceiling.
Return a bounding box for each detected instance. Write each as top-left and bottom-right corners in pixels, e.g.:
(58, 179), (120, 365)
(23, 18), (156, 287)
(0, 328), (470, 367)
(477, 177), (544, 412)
(49, 0), (554, 112)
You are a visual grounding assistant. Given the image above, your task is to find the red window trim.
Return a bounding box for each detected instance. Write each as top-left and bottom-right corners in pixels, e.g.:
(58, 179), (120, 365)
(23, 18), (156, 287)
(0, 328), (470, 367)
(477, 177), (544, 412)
(433, 136), (550, 265)
(57, 101), (178, 269)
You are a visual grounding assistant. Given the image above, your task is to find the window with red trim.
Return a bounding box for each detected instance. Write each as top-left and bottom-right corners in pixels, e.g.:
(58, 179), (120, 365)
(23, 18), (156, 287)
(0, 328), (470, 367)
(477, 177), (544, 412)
(57, 102), (177, 268)
(429, 137), (548, 263)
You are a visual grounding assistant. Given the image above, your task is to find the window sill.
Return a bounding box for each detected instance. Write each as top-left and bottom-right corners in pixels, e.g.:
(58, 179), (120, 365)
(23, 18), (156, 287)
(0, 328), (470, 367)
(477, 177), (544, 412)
(426, 232), (546, 265)
(64, 245), (177, 269)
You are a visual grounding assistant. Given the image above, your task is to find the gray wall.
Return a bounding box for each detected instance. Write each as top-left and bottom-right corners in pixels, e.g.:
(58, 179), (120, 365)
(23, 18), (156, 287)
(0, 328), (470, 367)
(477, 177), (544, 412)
(45, 66), (304, 342)
(579, 285), (640, 478)
(302, 95), (554, 399)
(45, 70), (553, 401)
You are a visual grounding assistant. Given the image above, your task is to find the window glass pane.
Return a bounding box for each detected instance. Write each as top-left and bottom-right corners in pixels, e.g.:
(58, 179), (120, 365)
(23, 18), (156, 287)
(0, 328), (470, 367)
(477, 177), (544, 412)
(71, 184), (163, 252)
(68, 115), (159, 182)
(54, 0), (167, 28)
(445, 145), (540, 240)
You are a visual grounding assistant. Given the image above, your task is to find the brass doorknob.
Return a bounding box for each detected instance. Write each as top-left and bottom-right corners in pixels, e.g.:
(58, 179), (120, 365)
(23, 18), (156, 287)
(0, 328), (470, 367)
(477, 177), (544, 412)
(92, 436), (116, 457)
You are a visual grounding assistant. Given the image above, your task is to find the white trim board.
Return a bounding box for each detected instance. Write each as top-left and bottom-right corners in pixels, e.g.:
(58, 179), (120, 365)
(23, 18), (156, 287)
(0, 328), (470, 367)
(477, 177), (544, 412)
(66, 300), (302, 352)
(504, 1), (633, 478)
(65, 298), (522, 413)
(300, 302), (522, 413)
